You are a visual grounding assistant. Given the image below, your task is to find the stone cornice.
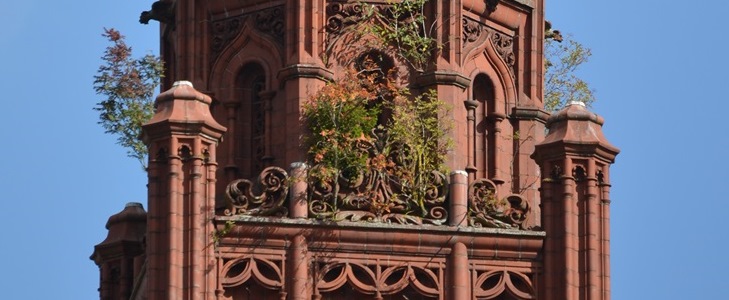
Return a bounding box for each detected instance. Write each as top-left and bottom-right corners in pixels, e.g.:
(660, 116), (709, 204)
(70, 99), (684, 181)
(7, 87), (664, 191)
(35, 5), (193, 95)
(215, 216), (545, 260)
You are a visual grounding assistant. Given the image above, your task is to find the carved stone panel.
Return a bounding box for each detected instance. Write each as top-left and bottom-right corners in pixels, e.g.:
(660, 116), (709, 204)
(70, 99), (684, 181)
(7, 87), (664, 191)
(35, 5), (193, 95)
(462, 16), (515, 72)
(210, 5), (285, 64)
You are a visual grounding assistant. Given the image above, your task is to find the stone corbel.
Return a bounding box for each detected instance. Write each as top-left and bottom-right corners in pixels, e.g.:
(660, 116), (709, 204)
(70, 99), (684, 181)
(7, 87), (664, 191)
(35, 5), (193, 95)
(277, 64), (334, 87)
(414, 71), (471, 89)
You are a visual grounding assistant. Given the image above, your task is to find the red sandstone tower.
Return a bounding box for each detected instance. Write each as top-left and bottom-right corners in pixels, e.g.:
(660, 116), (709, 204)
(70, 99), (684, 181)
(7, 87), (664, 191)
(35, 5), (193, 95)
(92, 1), (619, 299)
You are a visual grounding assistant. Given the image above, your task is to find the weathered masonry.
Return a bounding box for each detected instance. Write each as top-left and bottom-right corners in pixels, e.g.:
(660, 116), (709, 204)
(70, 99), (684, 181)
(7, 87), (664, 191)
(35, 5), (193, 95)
(91, 1), (619, 299)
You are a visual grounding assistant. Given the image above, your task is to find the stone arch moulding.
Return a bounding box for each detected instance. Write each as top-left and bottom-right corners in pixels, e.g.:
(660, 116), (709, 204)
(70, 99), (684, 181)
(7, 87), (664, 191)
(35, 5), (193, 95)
(220, 256), (284, 291)
(208, 23), (283, 104)
(473, 269), (535, 299)
(315, 262), (441, 298)
(463, 36), (517, 116)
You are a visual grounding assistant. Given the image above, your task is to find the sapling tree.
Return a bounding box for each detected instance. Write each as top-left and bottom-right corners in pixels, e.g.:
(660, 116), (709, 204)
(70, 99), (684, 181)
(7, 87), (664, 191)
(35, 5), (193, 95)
(93, 28), (163, 168)
(544, 22), (595, 111)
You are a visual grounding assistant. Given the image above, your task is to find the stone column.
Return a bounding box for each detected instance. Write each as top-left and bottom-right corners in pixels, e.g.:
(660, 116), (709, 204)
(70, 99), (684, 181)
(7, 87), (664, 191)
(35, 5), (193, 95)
(289, 162), (309, 219)
(449, 171), (469, 227)
(287, 235), (311, 299)
(464, 100), (479, 181)
(446, 242), (471, 300)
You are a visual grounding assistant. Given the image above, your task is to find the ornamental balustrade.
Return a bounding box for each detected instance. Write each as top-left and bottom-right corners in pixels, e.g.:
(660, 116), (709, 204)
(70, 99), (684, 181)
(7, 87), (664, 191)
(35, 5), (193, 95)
(223, 139), (531, 230)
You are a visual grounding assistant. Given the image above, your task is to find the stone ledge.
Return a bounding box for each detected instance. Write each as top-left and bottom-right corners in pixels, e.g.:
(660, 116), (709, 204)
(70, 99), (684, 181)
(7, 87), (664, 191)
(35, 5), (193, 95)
(216, 215), (546, 237)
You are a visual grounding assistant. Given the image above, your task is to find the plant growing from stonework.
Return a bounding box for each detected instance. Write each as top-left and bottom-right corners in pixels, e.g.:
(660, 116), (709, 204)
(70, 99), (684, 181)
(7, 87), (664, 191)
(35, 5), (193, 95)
(302, 70), (381, 185)
(363, 0), (438, 71)
(386, 88), (451, 214)
(302, 65), (452, 216)
(544, 29), (594, 111)
(211, 219), (236, 248)
(93, 28), (164, 168)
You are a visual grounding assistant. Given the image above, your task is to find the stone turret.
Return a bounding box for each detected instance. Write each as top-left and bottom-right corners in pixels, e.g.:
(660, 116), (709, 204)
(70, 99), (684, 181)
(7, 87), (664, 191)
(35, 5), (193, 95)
(91, 202), (147, 300)
(142, 81), (226, 300)
(532, 101), (619, 299)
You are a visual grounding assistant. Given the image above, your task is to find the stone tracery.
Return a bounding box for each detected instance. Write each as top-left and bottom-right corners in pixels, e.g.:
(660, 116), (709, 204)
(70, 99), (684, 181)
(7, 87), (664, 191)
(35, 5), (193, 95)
(314, 261), (442, 298)
(473, 269), (536, 300)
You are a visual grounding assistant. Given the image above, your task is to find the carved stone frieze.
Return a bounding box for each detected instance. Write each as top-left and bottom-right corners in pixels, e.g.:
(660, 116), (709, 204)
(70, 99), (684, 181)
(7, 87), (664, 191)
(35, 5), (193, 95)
(468, 179), (530, 229)
(224, 166), (289, 217)
(462, 16), (516, 71)
(210, 5), (285, 64)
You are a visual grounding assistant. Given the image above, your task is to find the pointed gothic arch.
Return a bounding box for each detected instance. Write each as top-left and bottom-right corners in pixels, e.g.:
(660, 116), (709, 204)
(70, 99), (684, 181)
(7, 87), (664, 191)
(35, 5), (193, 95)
(472, 73), (497, 181)
(208, 22), (282, 102)
(206, 22), (283, 182)
(463, 34), (518, 116)
(235, 63), (267, 179)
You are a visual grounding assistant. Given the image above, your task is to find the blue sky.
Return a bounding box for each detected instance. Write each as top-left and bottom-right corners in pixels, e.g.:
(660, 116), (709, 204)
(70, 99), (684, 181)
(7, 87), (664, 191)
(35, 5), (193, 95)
(0, 1), (726, 299)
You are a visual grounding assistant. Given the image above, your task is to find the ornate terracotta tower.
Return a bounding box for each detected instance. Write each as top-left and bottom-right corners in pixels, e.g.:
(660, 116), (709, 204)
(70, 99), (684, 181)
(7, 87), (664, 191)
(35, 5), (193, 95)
(91, 0), (620, 299)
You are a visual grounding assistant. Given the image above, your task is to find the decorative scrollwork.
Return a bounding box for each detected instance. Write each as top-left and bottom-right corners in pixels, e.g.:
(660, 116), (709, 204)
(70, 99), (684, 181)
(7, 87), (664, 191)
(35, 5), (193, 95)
(254, 6), (285, 45)
(309, 129), (448, 225)
(462, 16), (515, 71)
(463, 17), (484, 44)
(491, 31), (515, 67)
(468, 179), (530, 229)
(325, 2), (370, 35)
(315, 261), (441, 298)
(224, 167), (289, 217)
(211, 15), (247, 60)
(474, 270), (535, 300)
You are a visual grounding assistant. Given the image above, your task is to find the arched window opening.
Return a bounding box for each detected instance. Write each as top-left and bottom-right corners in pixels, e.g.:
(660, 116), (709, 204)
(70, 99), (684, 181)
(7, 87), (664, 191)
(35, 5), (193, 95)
(236, 63), (267, 179)
(473, 74), (496, 180)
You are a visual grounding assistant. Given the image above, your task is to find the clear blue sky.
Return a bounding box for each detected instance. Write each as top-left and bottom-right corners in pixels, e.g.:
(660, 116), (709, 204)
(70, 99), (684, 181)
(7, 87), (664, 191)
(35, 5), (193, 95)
(0, 1), (726, 299)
